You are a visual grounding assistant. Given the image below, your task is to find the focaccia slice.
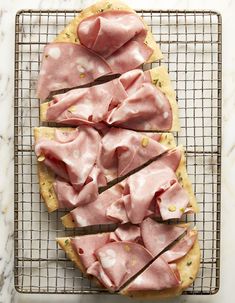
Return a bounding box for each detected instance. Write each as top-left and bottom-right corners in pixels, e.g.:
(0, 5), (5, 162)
(54, 0), (163, 63)
(57, 226), (200, 298)
(34, 127), (175, 212)
(40, 66), (179, 132)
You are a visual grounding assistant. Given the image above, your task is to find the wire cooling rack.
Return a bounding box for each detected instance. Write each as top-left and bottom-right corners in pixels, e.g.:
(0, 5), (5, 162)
(14, 10), (222, 295)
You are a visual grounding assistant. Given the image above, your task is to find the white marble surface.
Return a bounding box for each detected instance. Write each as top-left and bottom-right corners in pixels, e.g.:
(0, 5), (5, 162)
(0, 0), (234, 302)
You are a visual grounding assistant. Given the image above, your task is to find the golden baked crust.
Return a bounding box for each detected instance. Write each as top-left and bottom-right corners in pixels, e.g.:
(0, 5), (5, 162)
(176, 146), (199, 213)
(120, 229), (200, 299)
(34, 127), (73, 212)
(53, 0), (163, 63)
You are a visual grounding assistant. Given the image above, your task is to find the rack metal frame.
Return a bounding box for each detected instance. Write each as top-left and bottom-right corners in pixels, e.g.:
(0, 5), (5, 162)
(14, 10), (222, 295)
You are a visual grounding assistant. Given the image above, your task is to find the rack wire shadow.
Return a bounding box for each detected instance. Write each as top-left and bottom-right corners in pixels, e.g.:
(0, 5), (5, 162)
(14, 9), (222, 295)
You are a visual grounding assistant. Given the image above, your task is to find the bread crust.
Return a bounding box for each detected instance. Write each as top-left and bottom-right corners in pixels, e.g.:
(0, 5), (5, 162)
(34, 127), (74, 212)
(40, 66), (179, 133)
(57, 229), (200, 298)
(53, 0), (163, 63)
(35, 127), (176, 213)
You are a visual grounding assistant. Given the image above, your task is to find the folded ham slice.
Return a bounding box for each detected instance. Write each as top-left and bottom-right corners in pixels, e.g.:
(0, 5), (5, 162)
(41, 68), (173, 131)
(66, 220), (196, 292)
(99, 128), (167, 180)
(106, 148), (189, 224)
(77, 11), (153, 73)
(122, 256), (180, 291)
(36, 43), (112, 101)
(35, 126), (106, 208)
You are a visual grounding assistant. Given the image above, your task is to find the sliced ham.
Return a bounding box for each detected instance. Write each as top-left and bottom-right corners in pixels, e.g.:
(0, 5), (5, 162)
(54, 165), (105, 208)
(106, 83), (172, 131)
(77, 11), (153, 73)
(106, 148), (189, 223)
(91, 242), (154, 290)
(112, 224), (141, 243)
(68, 221), (196, 292)
(106, 40), (153, 74)
(123, 256), (180, 291)
(42, 68), (173, 131)
(141, 218), (186, 256)
(162, 230), (197, 263)
(70, 185), (123, 226)
(46, 80), (126, 126)
(99, 128), (167, 180)
(71, 233), (110, 269)
(37, 43), (111, 101)
(120, 164), (177, 224)
(35, 126), (102, 191)
(78, 11), (146, 58)
(157, 182), (189, 220)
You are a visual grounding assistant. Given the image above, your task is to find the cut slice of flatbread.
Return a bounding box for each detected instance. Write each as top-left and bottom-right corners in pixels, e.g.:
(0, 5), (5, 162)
(57, 228), (200, 298)
(34, 127), (175, 212)
(53, 0), (163, 63)
(39, 66), (178, 130)
(61, 145), (198, 228)
(120, 229), (200, 299)
(149, 65), (180, 132)
(40, 65), (179, 132)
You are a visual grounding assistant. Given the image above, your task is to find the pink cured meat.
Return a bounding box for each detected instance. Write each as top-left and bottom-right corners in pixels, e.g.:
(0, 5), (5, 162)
(106, 40), (153, 74)
(46, 80), (127, 125)
(35, 126), (102, 190)
(89, 242), (154, 290)
(120, 164), (177, 224)
(54, 165), (106, 208)
(43, 68), (173, 131)
(70, 221), (195, 290)
(106, 147), (189, 223)
(140, 218), (186, 256)
(78, 11), (147, 58)
(157, 182), (189, 220)
(162, 231), (197, 263)
(112, 224), (141, 243)
(36, 43), (111, 101)
(78, 11), (153, 73)
(99, 128), (167, 180)
(70, 185), (123, 226)
(106, 83), (173, 131)
(124, 256), (180, 291)
(35, 127), (106, 208)
(71, 233), (110, 269)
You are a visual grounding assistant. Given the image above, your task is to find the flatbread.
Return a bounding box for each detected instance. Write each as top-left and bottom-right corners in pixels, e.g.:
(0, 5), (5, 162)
(35, 127), (175, 212)
(40, 66), (179, 133)
(53, 0), (163, 63)
(57, 229), (200, 298)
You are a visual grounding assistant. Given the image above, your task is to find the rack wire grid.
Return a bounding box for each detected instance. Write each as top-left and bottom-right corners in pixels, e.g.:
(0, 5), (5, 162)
(14, 9), (222, 295)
